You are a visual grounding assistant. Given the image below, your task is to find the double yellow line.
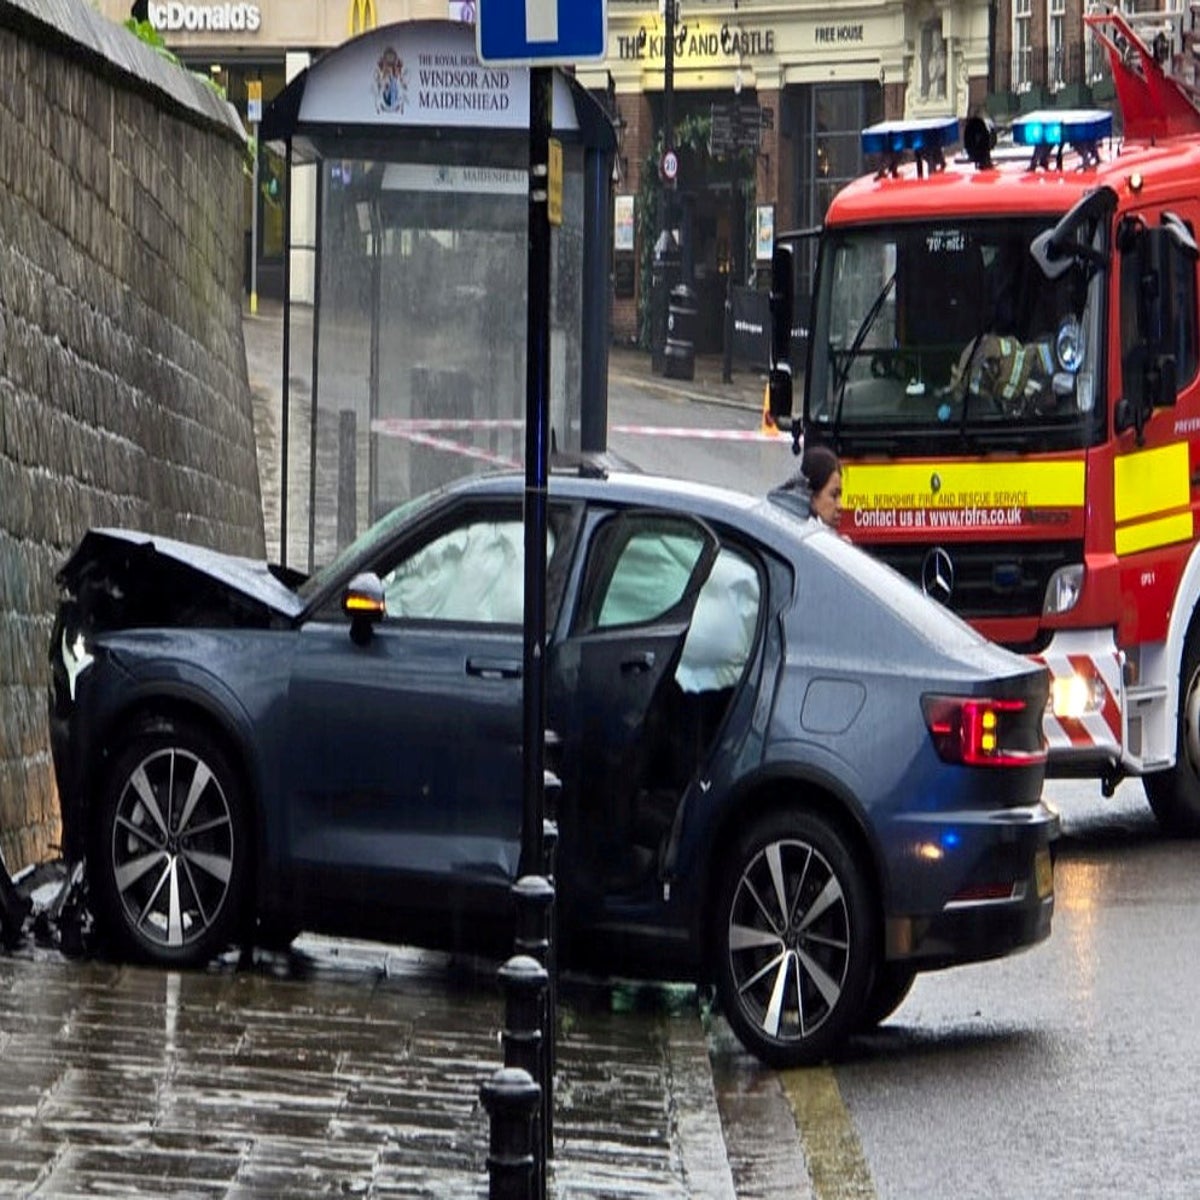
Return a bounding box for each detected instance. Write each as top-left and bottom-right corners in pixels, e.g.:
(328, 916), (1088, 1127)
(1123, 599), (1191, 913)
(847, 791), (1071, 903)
(782, 1065), (878, 1199)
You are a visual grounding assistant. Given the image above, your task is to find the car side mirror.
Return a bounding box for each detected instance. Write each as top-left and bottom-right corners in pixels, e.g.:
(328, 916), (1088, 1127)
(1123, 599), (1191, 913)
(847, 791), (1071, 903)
(343, 571), (386, 645)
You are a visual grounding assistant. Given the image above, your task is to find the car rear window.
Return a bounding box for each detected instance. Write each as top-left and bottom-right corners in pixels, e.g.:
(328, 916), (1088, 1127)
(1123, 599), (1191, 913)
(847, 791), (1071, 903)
(806, 529), (984, 651)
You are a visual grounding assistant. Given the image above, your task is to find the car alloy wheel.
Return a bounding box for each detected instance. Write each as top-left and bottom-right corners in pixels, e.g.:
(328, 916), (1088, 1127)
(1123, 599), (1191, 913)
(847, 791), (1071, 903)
(95, 722), (249, 966)
(715, 808), (874, 1067)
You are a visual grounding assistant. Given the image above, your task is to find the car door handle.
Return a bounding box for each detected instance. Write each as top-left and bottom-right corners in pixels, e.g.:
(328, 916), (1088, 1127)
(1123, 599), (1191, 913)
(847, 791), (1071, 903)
(466, 657), (522, 680)
(621, 651), (655, 674)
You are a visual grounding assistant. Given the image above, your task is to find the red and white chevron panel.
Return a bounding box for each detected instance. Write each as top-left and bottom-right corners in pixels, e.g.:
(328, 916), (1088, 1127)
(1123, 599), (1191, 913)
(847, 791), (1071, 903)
(1036, 645), (1123, 756)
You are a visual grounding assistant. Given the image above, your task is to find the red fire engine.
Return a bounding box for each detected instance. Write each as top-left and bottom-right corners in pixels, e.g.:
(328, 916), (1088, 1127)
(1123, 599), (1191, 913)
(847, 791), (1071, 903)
(769, 11), (1200, 832)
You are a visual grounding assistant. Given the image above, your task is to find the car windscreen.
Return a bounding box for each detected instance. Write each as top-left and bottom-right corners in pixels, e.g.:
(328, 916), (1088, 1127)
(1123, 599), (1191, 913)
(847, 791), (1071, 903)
(296, 490), (440, 603)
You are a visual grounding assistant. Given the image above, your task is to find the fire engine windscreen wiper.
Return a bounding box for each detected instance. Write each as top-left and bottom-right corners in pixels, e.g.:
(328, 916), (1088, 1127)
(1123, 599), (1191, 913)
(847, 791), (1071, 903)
(832, 271), (896, 440)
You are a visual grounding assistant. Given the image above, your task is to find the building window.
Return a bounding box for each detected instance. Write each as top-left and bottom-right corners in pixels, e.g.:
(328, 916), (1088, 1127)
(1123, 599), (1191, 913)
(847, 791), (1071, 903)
(1014, 0), (1032, 90)
(1049, 0), (1065, 88)
(796, 84), (882, 310)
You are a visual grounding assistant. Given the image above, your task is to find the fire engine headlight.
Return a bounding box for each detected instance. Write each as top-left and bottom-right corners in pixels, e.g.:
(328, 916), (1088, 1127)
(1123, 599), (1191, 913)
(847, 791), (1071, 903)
(1055, 316), (1085, 373)
(1043, 564), (1083, 615)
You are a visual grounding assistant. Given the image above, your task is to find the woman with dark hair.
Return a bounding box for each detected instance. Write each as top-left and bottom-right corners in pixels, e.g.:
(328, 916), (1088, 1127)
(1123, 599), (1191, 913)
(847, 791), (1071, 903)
(770, 442), (844, 529)
(800, 443), (844, 529)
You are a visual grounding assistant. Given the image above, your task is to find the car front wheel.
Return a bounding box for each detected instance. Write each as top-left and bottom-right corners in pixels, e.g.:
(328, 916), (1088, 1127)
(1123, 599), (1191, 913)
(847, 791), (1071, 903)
(714, 808), (876, 1068)
(92, 721), (250, 967)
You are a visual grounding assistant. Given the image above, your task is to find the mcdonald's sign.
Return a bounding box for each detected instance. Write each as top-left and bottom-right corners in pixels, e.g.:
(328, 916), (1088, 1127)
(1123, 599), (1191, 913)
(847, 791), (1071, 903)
(347, 0), (376, 36)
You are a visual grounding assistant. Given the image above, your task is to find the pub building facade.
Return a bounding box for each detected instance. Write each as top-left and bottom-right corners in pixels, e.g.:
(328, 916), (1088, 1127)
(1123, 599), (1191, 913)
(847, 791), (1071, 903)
(99, 0), (999, 350)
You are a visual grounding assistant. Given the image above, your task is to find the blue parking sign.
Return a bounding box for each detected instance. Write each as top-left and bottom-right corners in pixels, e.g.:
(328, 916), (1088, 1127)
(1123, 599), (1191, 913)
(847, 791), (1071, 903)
(477, 0), (607, 65)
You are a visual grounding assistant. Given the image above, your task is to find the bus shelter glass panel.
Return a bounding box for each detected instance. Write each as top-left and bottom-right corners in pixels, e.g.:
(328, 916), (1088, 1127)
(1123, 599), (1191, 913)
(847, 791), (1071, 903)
(300, 138), (586, 570)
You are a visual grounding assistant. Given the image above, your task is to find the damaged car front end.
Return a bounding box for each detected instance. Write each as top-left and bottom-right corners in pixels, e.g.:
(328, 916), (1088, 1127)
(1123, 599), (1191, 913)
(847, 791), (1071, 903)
(46, 529), (306, 959)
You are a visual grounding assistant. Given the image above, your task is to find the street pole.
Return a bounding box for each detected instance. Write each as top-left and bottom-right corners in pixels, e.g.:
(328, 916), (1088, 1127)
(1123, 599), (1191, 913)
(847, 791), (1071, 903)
(522, 67), (552, 884)
(520, 66), (556, 1191)
(652, 0), (677, 377)
(250, 140), (259, 316)
(661, 0), (675, 241)
(248, 79), (262, 316)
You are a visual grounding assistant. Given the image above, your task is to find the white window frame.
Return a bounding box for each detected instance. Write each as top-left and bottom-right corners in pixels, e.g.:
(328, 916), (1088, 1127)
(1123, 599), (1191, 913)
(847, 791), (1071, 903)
(1048, 0), (1065, 88)
(1014, 0), (1033, 90)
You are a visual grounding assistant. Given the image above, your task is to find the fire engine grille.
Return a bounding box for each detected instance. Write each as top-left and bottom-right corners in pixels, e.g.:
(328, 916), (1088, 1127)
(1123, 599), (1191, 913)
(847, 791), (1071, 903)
(865, 539), (1085, 621)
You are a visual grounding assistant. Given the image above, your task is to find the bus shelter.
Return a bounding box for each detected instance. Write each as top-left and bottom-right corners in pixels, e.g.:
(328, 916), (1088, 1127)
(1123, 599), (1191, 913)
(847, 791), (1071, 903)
(261, 20), (616, 569)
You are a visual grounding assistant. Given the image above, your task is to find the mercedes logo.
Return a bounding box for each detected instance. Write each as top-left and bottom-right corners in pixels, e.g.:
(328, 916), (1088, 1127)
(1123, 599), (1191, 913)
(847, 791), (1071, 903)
(921, 546), (955, 604)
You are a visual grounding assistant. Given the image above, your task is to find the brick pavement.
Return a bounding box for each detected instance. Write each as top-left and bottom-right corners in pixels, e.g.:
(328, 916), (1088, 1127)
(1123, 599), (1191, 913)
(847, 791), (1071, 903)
(0, 934), (741, 1197)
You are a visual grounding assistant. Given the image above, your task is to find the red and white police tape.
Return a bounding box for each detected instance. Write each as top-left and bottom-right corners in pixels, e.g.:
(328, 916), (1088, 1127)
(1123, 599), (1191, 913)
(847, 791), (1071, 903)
(370, 416), (784, 456)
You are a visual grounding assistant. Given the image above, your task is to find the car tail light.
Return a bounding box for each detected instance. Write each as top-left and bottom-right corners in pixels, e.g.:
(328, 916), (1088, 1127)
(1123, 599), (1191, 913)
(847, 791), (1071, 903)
(921, 695), (1047, 767)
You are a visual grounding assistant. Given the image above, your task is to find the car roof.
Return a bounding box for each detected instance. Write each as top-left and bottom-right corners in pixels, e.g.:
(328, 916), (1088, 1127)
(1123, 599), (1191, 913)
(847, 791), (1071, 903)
(447, 467), (817, 549)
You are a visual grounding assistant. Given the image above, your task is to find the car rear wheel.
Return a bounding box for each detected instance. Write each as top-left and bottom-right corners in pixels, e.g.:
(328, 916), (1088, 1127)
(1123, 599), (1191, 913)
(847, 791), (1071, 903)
(92, 721), (250, 967)
(1145, 626), (1200, 836)
(714, 808), (875, 1068)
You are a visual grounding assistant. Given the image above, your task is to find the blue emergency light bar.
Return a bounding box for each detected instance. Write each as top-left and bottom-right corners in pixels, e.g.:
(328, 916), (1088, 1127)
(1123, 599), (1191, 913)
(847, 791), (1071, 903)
(862, 116), (960, 178)
(1012, 109), (1113, 148)
(1012, 109), (1111, 170)
(861, 116), (960, 156)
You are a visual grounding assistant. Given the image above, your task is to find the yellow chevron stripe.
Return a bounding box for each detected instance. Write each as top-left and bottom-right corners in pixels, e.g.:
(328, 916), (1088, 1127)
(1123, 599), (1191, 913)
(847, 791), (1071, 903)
(1113, 442), (1189, 523)
(1115, 510), (1193, 556)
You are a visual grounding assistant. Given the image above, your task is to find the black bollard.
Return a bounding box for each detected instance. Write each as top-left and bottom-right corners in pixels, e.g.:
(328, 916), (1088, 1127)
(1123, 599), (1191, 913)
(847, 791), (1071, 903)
(512, 874), (554, 967)
(542, 769), (562, 826)
(499, 954), (547, 1082)
(722, 272), (734, 384)
(499, 954), (548, 1196)
(336, 409), (357, 552)
(512, 874), (555, 1167)
(480, 1066), (541, 1200)
(544, 729), (562, 780)
(540, 814), (559, 1156)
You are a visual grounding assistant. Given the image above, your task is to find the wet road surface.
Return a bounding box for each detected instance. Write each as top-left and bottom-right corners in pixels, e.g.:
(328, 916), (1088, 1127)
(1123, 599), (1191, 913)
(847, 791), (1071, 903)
(757, 778), (1200, 1200)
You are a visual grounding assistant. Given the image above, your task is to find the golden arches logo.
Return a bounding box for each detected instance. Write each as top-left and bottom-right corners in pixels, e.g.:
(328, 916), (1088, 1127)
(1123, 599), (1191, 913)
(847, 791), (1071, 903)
(347, 0), (376, 36)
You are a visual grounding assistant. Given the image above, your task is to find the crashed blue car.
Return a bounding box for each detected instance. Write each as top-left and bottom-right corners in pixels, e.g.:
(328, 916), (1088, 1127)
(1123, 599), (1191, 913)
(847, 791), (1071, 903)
(48, 466), (1057, 1066)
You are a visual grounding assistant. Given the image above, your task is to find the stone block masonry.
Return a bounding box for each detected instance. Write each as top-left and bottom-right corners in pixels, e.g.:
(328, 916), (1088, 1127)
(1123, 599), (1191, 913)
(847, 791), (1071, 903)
(0, 0), (265, 868)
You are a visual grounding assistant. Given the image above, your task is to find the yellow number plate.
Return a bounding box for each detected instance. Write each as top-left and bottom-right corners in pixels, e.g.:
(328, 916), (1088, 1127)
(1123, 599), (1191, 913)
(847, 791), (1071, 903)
(1034, 847), (1054, 899)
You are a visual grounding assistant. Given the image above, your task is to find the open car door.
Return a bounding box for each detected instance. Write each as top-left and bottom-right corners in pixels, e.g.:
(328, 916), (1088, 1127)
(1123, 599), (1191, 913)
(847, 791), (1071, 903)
(551, 509), (719, 915)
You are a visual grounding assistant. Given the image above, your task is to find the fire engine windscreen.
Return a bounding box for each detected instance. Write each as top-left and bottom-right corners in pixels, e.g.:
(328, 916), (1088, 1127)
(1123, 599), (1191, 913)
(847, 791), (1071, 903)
(808, 217), (1104, 446)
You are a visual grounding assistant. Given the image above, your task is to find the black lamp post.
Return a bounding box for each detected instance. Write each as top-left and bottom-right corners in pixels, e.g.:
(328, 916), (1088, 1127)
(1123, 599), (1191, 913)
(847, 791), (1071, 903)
(652, 1), (679, 376)
(661, 1), (678, 242)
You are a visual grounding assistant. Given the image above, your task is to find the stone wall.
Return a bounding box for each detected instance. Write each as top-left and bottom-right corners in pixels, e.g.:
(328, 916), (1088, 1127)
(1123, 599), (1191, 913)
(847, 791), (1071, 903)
(0, 0), (265, 870)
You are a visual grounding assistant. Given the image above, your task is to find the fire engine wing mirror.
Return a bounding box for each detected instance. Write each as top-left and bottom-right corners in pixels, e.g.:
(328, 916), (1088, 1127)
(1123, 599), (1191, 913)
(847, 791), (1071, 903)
(1031, 185), (1116, 280)
(768, 241), (796, 424)
(1030, 228), (1074, 281)
(1136, 218), (1196, 409)
(1162, 210), (1199, 259)
(1152, 213), (1197, 410)
(1115, 214), (1194, 439)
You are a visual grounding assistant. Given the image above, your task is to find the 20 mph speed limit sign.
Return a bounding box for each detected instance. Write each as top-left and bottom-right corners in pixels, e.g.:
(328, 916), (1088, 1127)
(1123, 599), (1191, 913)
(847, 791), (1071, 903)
(660, 149), (679, 182)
